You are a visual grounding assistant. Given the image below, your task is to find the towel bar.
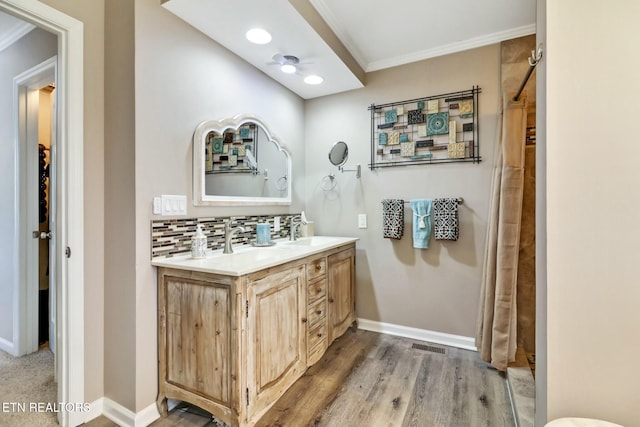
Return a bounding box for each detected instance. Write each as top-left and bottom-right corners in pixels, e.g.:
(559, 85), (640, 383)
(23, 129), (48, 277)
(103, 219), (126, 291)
(402, 198), (463, 205)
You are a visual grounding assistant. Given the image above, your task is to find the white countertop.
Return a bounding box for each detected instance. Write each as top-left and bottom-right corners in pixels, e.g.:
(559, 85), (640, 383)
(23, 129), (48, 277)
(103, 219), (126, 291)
(151, 236), (358, 277)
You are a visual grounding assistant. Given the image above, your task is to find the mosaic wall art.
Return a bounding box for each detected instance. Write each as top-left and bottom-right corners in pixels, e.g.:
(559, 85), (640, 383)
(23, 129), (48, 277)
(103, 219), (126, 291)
(368, 87), (481, 167)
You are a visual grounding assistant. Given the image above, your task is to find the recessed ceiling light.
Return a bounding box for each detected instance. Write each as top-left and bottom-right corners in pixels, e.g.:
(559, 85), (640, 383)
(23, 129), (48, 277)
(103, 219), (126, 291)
(245, 28), (271, 44)
(281, 64), (297, 74)
(304, 75), (324, 85)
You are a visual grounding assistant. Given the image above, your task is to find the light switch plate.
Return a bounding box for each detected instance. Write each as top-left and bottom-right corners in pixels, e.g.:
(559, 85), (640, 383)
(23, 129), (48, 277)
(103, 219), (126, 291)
(153, 197), (161, 214)
(161, 195), (187, 216)
(358, 214), (367, 229)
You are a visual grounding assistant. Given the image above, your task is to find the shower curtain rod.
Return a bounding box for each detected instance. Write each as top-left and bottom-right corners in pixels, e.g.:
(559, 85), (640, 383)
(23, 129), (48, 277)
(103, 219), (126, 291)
(514, 44), (543, 102)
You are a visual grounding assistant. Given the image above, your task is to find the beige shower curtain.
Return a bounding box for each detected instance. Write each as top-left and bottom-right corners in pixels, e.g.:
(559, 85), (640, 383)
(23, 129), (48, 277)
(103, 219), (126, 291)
(475, 94), (528, 371)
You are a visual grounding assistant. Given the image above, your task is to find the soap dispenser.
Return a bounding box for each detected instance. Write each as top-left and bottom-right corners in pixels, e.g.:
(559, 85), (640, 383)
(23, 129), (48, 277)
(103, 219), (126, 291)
(191, 224), (207, 258)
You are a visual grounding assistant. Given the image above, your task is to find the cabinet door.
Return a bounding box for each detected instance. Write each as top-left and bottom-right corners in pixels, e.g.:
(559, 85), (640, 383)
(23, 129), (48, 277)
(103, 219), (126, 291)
(327, 247), (356, 342)
(246, 265), (307, 420)
(164, 278), (231, 405)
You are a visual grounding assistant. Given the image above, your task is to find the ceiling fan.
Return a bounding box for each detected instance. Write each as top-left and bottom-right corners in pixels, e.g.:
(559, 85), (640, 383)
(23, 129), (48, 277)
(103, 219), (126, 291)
(269, 53), (310, 74)
(268, 53), (323, 84)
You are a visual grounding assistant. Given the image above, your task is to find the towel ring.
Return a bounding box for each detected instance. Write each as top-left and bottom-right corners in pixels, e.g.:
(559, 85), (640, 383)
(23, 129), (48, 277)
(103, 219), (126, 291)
(276, 175), (288, 191)
(321, 173), (337, 191)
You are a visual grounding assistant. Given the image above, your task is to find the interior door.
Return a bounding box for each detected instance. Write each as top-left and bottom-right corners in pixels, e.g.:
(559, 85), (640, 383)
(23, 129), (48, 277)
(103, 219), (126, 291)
(43, 85), (56, 355)
(46, 86), (56, 355)
(20, 72), (56, 357)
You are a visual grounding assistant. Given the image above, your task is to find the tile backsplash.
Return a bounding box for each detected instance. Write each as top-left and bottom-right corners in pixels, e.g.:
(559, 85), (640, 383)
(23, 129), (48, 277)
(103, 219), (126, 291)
(151, 214), (296, 259)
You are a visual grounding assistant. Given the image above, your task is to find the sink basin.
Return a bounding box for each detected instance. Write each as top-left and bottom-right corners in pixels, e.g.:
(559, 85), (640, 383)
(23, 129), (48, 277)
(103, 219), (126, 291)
(204, 244), (292, 263)
(280, 236), (343, 247)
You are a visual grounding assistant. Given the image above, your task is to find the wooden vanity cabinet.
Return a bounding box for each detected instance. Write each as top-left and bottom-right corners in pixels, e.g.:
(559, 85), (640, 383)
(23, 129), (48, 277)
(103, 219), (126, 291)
(156, 242), (355, 427)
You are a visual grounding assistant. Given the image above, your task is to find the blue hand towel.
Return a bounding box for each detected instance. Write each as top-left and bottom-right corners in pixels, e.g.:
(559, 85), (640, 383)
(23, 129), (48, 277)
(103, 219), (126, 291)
(410, 199), (433, 249)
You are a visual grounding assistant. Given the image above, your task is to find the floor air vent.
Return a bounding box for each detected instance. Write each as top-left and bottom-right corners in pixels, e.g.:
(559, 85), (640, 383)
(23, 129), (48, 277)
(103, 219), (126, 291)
(412, 343), (447, 354)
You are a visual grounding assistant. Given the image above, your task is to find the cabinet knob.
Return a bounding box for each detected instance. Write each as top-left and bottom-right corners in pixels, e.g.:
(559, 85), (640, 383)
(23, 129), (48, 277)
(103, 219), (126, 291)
(316, 264), (322, 271)
(302, 317), (307, 323)
(316, 310), (322, 315)
(329, 298), (334, 303)
(316, 288), (322, 293)
(317, 333), (323, 338)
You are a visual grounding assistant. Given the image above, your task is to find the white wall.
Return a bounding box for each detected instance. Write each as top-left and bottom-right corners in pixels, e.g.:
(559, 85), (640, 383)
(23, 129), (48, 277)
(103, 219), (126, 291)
(0, 27), (57, 351)
(304, 45), (500, 338)
(132, 0), (305, 412)
(545, 1), (640, 425)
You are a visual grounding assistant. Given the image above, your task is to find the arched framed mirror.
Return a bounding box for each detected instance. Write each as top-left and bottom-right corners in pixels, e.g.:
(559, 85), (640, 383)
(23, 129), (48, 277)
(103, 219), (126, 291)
(193, 114), (292, 206)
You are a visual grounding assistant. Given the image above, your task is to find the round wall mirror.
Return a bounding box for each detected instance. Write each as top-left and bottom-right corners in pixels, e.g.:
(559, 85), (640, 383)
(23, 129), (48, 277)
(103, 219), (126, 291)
(328, 141), (349, 167)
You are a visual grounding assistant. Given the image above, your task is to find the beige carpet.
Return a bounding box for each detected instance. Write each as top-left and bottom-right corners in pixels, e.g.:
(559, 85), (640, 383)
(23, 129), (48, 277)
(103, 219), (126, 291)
(0, 348), (58, 427)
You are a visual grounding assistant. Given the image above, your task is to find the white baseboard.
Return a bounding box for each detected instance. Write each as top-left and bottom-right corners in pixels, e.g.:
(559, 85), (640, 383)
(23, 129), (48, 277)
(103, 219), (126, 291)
(85, 397), (104, 423)
(102, 398), (135, 427)
(357, 318), (477, 351)
(135, 402), (161, 427)
(101, 398), (160, 427)
(0, 336), (15, 355)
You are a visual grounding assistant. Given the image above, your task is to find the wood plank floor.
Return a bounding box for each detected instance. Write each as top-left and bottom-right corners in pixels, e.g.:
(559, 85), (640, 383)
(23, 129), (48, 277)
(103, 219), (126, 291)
(84, 329), (514, 427)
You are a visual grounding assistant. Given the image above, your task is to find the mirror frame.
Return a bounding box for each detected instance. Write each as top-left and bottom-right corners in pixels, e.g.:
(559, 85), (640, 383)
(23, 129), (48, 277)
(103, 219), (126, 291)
(329, 140), (349, 167)
(193, 114), (292, 206)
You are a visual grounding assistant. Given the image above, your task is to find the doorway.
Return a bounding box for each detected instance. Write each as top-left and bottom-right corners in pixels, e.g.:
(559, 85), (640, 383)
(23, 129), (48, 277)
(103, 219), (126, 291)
(38, 83), (56, 353)
(0, 1), (85, 426)
(15, 56), (57, 358)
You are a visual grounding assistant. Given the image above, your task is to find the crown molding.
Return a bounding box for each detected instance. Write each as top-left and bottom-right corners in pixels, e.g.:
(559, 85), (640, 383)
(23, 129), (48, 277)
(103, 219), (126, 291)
(366, 24), (536, 72)
(309, 0), (368, 71)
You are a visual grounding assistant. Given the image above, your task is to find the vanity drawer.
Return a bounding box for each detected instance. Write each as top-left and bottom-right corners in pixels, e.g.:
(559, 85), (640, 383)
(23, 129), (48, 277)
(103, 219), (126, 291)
(308, 321), (328, 351)
(307, 334), (328, 366)
(307, 298), (326, 327)
(307, 277), (326, 303)
(307, 258), (326, 281)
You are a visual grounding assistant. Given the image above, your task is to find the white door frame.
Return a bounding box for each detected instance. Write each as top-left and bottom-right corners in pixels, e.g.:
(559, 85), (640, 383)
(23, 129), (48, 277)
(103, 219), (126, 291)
(14, 56), (56, 357)
(2, 1), (85, 426)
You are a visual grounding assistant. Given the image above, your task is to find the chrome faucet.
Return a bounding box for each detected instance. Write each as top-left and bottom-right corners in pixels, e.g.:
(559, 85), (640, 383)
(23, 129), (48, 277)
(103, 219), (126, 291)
(289, 215), (307, 241)
(223, 222), (246, 254)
